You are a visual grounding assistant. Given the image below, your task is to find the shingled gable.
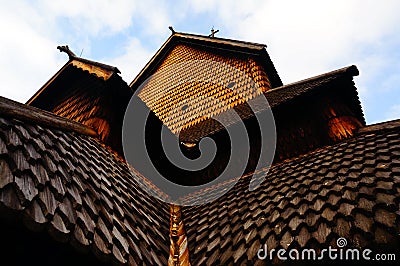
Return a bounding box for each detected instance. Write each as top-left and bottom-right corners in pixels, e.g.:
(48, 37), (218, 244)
(26, 47), (132, 155)
(129, 31), (282, 139)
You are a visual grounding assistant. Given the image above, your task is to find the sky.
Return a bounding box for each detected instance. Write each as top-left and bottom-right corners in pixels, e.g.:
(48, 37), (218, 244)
(0, 0), (399, 124)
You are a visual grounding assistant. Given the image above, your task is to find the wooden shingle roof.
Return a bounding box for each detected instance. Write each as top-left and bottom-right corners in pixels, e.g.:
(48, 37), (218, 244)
(0, 97), (170, 265)
(181, 119), (400, 264)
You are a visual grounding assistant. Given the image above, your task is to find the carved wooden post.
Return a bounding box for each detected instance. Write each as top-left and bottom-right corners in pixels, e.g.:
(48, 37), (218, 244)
(168, 204), (191, 266)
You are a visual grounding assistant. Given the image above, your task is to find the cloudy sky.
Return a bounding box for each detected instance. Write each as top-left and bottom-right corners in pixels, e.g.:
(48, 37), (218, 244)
(1, 0), (399, 124)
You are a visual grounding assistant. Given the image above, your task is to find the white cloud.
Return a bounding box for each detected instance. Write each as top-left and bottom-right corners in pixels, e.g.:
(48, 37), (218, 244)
(35, 0), (173, 38)
(133, 0), (173, 38)
(0, 2), (62, 102)
(36, 0), (137, 36)
(107, 38), (154, 84)
(185, 0), (400, 84)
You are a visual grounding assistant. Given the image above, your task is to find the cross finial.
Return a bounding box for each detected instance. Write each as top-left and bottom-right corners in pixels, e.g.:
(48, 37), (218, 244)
(209, 27), (219, 38)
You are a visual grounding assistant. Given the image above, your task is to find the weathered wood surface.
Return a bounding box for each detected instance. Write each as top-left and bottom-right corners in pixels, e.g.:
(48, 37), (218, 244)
(0, 96), (97, 137)
(0, 112), (171, 265)
(180, 119), (400, 265)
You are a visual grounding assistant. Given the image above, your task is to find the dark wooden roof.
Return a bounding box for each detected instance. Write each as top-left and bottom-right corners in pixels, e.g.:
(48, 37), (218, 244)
(180, 118), (400, 264)
(0, 97), (170, 265)
(0, 96), (97, 137)
(265, 65), (360, 111)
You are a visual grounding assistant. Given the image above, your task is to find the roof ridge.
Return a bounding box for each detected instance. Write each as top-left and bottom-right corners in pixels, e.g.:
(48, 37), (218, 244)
(0, 96), (97, 137)
(173, 31), (267, 50)
(267, 118), (399, 170)
(268, 65), (359, 93)
(358, 118), (400, 134)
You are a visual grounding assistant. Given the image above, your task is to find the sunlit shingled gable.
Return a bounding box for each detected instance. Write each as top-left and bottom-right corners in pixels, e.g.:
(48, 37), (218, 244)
(137, 43), (272, 134)
(131, 31), (282, 138)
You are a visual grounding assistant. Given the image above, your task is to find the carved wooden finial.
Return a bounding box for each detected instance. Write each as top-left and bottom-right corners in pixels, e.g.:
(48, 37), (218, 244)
(209, 27), (219, 38)
(168, 26), (175, 34)
(57, 45), (76, 59)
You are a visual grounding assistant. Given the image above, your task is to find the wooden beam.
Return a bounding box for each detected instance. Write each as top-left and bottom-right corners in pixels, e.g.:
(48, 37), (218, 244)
(0, 96), (98, 137)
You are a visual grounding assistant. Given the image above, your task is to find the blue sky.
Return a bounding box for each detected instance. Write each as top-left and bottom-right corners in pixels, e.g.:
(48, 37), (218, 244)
(0, 0), (399, 124)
